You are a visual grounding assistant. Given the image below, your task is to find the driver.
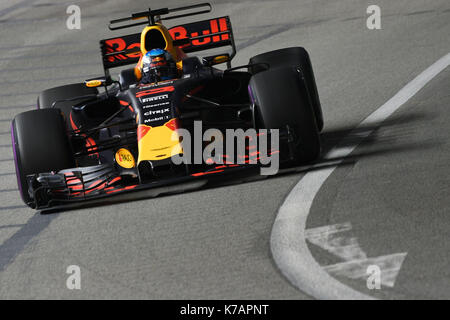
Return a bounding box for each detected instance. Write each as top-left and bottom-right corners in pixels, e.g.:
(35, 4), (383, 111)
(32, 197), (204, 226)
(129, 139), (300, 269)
(140, 48), (180, 84)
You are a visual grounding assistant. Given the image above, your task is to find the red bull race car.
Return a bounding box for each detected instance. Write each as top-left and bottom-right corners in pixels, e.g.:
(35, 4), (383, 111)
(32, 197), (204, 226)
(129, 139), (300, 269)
(10, 3), (323, 211)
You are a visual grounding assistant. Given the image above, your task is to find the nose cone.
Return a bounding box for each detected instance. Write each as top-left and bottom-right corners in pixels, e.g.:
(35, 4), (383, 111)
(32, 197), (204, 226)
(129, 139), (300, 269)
(137, 122), (183, 164)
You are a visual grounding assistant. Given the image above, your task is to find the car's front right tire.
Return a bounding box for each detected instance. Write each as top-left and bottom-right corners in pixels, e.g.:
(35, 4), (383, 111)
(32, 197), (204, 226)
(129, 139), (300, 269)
(249, 66), (321, 165)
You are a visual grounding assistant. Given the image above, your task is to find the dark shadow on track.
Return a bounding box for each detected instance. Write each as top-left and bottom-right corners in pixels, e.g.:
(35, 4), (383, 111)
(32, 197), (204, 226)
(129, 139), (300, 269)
(0, 213), (58, 272)
(320, 111), (437, 153)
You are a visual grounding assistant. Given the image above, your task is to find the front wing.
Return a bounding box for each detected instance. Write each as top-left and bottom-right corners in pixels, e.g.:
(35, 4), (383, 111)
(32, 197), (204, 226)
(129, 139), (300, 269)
(29, 162), (264, 213)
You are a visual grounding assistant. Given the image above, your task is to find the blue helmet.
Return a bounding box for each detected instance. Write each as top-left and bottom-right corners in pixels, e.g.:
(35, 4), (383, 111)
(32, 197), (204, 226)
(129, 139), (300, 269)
(141, 49), (178, 83)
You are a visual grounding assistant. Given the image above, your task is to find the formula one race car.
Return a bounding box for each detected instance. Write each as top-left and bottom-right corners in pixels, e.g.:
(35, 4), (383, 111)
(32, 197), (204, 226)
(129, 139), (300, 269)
(11, 3), (323, 210)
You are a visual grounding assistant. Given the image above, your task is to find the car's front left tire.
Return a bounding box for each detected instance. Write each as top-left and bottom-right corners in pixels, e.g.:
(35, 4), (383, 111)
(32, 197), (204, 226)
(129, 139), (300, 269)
(11, 109), (75, 207)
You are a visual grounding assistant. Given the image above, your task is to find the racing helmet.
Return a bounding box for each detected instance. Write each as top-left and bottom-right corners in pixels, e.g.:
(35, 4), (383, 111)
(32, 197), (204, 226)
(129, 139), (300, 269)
(141, 49), (178, 84)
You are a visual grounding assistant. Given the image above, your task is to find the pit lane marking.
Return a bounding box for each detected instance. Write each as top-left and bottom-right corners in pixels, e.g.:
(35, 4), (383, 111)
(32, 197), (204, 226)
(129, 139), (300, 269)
(305, 223), (368, 261)
(306, 223), (407, 288)
(270, 52), (450, 299)
(324, 253), (407, 288)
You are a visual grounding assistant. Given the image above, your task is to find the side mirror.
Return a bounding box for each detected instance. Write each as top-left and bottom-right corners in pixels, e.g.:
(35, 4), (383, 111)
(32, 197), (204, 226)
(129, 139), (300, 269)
(85, 76), (111, 88)
(202, 54), (230, 67)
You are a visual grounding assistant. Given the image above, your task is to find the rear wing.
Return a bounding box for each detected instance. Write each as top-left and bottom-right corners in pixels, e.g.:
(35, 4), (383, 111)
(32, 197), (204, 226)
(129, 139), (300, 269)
(100, 16), (236, 73)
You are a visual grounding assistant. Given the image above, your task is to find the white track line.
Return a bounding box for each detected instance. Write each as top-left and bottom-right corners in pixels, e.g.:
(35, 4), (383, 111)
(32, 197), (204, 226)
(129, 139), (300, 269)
(270, 53), (450, 300)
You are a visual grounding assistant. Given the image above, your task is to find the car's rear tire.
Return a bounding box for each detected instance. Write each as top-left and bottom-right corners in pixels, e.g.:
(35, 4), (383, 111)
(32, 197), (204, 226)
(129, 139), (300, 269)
(11, 109), (75, 207)
(249, 47), (323, 132)
(249, 66), (321, 164)
(38, 83), (98, 122)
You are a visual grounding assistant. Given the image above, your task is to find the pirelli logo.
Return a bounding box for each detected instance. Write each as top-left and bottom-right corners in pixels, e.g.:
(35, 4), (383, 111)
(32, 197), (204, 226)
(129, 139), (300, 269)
(141, 94), (169, 104)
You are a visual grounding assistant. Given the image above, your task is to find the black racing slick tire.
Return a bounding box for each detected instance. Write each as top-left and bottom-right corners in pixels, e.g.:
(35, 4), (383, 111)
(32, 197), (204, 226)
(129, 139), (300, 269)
(38, 83), (98, 120)
(249, 66), (321, 164)
(249, 47), (323, 132)
(11, 109), (75, 207)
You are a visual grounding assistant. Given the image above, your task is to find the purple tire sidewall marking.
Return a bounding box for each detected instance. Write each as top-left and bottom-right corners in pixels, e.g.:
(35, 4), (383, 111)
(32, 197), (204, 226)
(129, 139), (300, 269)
(10, 121), (23, 197)
(10, 101), (40, 199)
(248, 85), (256, 104)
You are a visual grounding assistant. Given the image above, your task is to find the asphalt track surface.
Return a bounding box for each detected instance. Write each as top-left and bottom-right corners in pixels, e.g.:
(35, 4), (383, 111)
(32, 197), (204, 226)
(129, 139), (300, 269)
(0, 0), (449, 299)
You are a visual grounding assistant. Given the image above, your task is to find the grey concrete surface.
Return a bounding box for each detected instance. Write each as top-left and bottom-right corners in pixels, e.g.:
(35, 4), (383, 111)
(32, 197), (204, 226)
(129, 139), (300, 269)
(0, 0), (448, 299)
(308, 69), (450, 299)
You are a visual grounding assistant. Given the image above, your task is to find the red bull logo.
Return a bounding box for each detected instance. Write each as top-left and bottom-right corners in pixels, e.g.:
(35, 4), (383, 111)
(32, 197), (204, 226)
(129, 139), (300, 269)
(169, 17), (230, 48)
